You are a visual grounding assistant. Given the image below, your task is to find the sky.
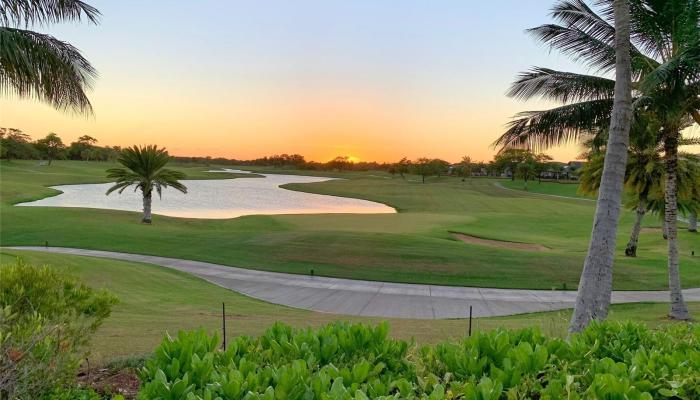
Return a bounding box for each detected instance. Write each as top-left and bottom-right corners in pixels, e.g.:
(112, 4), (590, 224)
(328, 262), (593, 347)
(4, 0), (687, 163)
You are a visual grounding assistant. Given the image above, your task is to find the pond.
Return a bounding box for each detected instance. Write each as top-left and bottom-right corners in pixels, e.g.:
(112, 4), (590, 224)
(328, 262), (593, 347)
(18, 169), (396, 219)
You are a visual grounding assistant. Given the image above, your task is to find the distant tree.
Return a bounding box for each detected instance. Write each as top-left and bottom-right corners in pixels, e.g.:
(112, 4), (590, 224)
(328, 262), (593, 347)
(0, 127), (37, 160)
(106, 145), (187, 224)
(34, 133), (65, 165)
(77, 135), (97, 145)
(68, 134), (99, 160)
(107, 147), (119, 161)
(327, 156), (351, 171)
(513, 153), (547, 189)
(411, 158), (434, 183)
(430, 159), (450, 177)
(395, 157), (411, 179)
(516, 159), (538, 190)
(457, 156), (473, 180)
(493, 149), (530, 180)
(545, 162), (566, 181)
(387, 165), (398, 177)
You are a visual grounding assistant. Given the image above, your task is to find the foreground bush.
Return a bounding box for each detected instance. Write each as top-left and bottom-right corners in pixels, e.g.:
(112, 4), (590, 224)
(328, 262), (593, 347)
(0, 260), (118, 399)
(139, 320), (700, 399)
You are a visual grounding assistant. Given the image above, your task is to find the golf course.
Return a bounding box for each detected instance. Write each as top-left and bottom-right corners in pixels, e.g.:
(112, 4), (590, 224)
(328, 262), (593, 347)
(2, 159), (698, 290)
(1, 159), (699, 362)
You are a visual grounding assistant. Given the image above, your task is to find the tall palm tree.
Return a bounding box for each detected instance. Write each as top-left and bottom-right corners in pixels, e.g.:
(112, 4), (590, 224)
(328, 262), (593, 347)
(572, 0), (633, 333)
(496, 0), (700, 323)
(106, 146), (187, 224)
(0, 0), (99, 113)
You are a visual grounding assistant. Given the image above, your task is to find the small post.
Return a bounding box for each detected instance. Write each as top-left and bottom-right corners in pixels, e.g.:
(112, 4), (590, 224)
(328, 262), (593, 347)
(310, 269), (314, 277)
(45, 240), (48, 248)
(222, 302), (226, 351)
(468, 305), (473, 337)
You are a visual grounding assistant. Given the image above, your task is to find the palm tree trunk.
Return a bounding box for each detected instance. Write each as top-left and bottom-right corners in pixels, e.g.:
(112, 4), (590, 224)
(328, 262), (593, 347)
(569, 0), (632, 334)
(625, 200), (646, 257)
(664, 135), (690, 320)
(689, 211), (697, 232)
(142, 192), (153, 224)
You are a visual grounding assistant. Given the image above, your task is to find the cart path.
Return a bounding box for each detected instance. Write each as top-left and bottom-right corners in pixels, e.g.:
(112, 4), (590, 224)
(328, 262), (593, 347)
(6, 246), (699, 319)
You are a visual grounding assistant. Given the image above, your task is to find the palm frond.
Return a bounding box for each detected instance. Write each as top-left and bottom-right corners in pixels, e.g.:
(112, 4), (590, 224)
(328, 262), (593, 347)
(494, 99), (613, 150)
(552, 0), (615, 42)
(0, 27), (95, 113)
(0, 0), (99, 26)
(638, 45), (700, 94)
(528, 23), (617, 73)
(508, 67), (615, 103)
(528, 21), (658, 75)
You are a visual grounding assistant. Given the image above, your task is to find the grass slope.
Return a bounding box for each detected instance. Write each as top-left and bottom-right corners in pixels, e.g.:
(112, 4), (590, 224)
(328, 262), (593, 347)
(1, 250), (696, 362)
(1, 160), (699, 290)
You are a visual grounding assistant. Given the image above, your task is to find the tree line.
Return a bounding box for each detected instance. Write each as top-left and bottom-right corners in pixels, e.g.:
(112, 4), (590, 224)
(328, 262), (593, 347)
(2, 129), (575, 184)
(0, 128), (121, 164)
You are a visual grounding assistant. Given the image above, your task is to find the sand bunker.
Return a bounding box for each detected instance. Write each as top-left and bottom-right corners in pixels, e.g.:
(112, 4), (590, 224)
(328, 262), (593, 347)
(450, 232), (550, 252)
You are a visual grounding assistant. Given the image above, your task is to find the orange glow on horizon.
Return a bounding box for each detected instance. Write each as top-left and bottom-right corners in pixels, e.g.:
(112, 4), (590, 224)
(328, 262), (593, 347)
(0, 91), (595, 164)
(3, 87), (697, 164)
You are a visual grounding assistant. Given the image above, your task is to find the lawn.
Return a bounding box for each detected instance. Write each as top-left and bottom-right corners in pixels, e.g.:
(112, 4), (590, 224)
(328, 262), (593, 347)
(1, 160), (698, 290)
(499, 178), (590, 199)
(1, 249), (697, 363)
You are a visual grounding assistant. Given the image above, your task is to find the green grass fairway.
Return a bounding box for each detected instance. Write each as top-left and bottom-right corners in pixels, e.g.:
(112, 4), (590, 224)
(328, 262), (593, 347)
(1, 250), (696, 362)
(1, 160), (699, 290)
(499, 179), (590, 199)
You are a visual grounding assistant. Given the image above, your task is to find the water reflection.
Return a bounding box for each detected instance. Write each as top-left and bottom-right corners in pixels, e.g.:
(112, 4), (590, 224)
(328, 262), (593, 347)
(18, 169), (395, 219)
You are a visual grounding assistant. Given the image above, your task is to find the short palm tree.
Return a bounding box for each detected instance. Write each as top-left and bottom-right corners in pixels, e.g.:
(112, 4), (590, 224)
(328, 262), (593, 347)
(106, 146), (187, 224)
(496, 0), (700, 321)
(0, 0), (99, 113)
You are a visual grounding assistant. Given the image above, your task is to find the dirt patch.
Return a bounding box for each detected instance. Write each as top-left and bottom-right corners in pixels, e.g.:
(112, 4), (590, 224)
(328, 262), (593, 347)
(449, 232), (550, 252)
(78, 368), (140, 399)
(641, 227), (663, 234)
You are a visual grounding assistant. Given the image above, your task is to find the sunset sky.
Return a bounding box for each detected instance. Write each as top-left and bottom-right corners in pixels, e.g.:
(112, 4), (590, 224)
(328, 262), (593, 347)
(2, 1), (697, 162)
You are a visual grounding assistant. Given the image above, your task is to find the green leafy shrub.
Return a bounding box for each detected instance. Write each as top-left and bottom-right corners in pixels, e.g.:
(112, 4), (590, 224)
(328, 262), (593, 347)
(139, 320), (700, 399)
(0, 259), (118, 399)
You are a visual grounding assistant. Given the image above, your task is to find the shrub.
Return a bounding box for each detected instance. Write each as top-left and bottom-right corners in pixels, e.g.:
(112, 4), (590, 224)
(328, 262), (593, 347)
(0, 260), (118, 399)
(139, 320), (700, 399)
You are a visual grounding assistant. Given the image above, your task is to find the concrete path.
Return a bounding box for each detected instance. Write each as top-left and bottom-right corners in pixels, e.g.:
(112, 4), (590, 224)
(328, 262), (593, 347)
(6, 246), (700, 319)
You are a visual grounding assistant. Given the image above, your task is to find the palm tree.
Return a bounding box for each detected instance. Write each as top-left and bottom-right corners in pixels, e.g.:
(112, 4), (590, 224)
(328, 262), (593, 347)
(496, 0), (700, 324)
(106, 146), (187, 224)
(577, 124), (692, 257)
(0, 0), (99, 113)
(688, 165), (699, 232)
(571, 0), (633, 333)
